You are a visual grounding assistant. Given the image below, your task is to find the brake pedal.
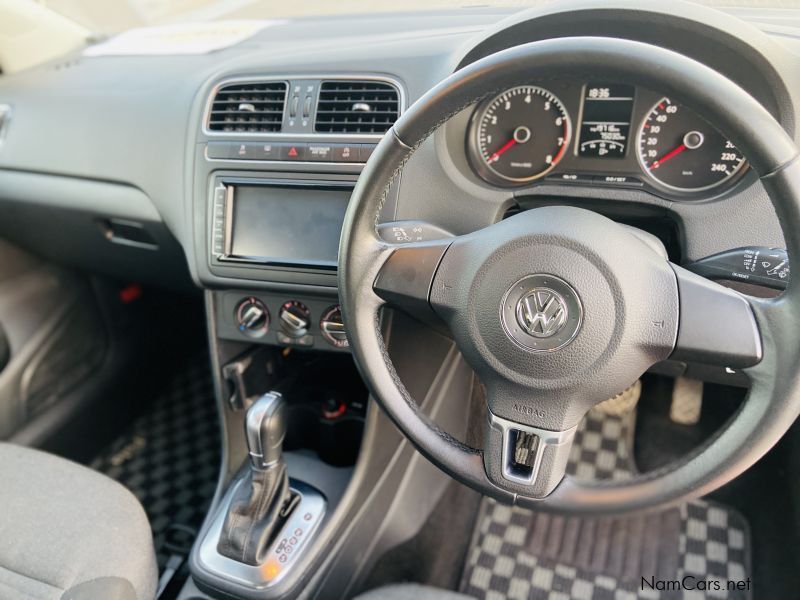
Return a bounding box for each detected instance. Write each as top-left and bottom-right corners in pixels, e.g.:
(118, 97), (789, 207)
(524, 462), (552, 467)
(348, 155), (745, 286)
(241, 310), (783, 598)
(670, 377), (703, 425)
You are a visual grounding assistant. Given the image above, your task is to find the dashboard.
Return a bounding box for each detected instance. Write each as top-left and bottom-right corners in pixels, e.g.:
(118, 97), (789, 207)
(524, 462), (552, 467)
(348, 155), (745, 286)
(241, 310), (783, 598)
(0, 0), (798, 361)
(461, 81), (747, 200)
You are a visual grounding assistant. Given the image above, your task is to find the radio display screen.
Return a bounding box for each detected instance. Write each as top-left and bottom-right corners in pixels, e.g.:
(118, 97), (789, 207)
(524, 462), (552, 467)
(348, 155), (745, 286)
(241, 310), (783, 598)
(229, 184), (351, 268)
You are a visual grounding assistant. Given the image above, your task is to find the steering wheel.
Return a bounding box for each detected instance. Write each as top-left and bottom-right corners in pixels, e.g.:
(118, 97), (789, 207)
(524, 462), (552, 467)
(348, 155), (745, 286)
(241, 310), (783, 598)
(338, 37), (800, 514)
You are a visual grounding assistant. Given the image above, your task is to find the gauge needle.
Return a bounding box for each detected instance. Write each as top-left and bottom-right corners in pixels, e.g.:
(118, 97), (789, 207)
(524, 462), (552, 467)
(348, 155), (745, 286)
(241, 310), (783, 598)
(652, 143), (687, 169)
(489, 138), (517, 163)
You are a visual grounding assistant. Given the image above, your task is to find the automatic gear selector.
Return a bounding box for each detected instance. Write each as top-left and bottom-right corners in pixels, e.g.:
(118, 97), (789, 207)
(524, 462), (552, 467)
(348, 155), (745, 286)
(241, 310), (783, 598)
(217, 392), (297, 565)
(197, 392), (326, 591)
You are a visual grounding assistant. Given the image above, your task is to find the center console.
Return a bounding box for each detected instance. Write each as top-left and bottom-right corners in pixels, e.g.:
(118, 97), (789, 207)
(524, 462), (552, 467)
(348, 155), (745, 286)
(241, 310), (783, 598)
(191, 78), (402, 356)
(186, 70), (480, 600)
(188, 73), (415, 599)
(206, 175), (355, 350)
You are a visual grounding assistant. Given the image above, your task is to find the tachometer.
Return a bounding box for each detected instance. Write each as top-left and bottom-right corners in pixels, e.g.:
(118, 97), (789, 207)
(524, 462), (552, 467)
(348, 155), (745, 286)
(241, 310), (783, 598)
(468, 86), (571, 186)
(637, 97), (746, 193)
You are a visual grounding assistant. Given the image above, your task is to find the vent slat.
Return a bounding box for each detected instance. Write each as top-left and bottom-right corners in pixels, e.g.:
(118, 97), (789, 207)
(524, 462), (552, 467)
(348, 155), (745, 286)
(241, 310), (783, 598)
(314, 80), (399, 134)
(316, 111), (398, 116)
(211, 110), (284, 116)
(318, 90), (398, 95)
(212, 99), (285, 105)
(215, 90), (286, 96)
(208, 81), (287, 132)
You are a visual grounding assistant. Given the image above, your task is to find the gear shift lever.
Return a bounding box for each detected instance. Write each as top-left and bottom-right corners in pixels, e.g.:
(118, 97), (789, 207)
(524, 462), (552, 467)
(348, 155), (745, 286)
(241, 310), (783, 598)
(246, 391), (287, 469)
(218, 392), (296, 565)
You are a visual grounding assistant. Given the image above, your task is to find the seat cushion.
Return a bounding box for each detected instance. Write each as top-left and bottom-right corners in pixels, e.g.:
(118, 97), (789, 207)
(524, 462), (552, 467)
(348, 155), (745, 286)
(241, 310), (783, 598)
(0, 443), (157, 600)
(354, 583), (474, 600)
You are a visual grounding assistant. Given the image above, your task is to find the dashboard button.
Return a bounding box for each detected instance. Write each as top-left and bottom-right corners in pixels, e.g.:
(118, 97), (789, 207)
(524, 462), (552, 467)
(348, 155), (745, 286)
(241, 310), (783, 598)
(307, 143), (334, 162)
(592, 175), (643, 187)
(279, 143), (307, 161)
(359, 144), (378, 162)
(255, 143), (279, 160)
(207, 141), (231, 159)
(332, 144), (360, 163)
(545, 173), (593, 183)
(231, 142), (260, 160)
(252, 142), (279, 160)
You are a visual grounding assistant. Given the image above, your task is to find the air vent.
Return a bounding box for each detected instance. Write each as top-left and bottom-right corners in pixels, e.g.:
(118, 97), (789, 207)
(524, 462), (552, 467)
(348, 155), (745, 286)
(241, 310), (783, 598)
(315, 80), (399, 134)
(208, 81), (287, 133)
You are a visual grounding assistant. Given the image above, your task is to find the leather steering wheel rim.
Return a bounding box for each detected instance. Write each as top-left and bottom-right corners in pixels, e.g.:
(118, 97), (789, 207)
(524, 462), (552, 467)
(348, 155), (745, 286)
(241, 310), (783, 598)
(338, 36), (800, 514)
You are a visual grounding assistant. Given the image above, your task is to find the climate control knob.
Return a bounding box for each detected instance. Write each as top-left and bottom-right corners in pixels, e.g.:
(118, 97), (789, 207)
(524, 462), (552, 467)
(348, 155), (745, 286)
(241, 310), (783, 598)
(320, 305), (348, 348)
(279, 300), (311, 338)
(235, 297), (270, 338)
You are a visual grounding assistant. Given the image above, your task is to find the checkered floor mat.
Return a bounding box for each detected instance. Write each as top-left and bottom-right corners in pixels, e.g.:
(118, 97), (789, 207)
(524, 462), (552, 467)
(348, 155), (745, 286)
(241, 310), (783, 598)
(461, 406), (751, 599)
(566, 408), (636, 482)
(91, 357), (220, 571)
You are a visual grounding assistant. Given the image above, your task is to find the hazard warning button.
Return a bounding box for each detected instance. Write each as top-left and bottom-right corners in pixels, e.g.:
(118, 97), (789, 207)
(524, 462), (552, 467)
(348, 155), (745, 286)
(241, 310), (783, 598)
(278, 143), (307, 161)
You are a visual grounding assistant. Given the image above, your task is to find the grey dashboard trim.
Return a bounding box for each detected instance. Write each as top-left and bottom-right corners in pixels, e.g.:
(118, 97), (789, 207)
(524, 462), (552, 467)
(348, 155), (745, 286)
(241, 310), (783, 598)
(202, 146), (366, 175)
(201, 74), (406, 139)
(204, 154), (367, 170)
(0, 168), (162, 222)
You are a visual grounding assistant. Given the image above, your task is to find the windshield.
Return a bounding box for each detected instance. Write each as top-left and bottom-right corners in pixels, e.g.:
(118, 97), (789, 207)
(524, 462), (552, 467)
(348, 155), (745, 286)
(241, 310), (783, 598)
(40, 0), (787, 36)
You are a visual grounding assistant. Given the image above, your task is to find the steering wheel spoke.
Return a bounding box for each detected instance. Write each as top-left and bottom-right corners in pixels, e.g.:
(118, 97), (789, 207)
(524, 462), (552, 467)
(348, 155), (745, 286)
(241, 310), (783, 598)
(484, 391), (578, 499)
(670, 265), (763, 368)
(372, 232), (453, 325)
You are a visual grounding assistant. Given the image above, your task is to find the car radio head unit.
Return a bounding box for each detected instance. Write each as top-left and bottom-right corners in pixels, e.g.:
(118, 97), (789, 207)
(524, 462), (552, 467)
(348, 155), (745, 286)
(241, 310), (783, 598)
(210, 179), (352, 271)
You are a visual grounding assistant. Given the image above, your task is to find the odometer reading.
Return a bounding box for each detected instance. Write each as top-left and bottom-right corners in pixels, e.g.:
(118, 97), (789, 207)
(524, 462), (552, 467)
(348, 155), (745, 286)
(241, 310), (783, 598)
(469, 86), (571, 185)
(577, 83), (635, 158)
(637, 97), (746, 193)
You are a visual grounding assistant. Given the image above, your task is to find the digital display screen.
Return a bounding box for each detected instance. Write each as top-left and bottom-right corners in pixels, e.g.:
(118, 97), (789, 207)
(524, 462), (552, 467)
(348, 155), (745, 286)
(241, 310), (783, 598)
(230, 185), (351, 267)
(577, 84), (635, 158)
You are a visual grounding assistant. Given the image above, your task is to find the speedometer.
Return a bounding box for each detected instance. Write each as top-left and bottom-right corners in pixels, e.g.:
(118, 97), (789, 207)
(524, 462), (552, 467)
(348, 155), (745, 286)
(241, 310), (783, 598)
(468, 86), (571, 186)
(637, 97), (746, 193)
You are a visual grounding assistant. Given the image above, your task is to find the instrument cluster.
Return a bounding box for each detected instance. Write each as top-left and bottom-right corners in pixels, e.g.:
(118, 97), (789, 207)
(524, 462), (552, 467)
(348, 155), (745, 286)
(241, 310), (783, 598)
(465, 81), (748, 200)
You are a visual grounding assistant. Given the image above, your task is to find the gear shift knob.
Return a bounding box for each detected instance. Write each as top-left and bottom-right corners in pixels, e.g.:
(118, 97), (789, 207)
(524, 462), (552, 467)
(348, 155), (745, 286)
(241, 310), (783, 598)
(245, 392), (287, 470)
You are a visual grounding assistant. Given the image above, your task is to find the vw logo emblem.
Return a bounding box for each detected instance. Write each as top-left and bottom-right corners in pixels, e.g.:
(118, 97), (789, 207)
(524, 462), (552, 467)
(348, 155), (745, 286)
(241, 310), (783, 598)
(501, 274), (583, 352)
(516, 288), (568, 338)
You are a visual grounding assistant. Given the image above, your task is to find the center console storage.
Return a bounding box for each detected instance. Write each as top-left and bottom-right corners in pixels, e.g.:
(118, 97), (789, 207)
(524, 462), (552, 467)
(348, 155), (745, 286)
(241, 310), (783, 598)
(220, 345), (368, 467)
